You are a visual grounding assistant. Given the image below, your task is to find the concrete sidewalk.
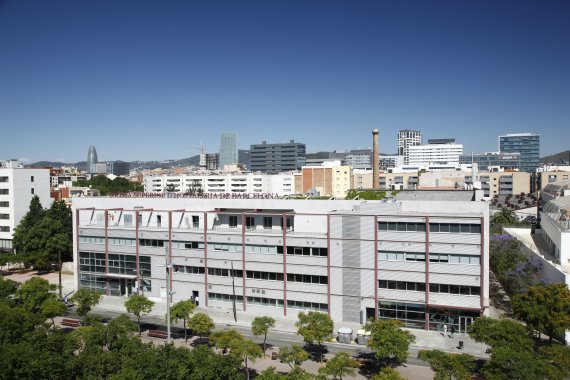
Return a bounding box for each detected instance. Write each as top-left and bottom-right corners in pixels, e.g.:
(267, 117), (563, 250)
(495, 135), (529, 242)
(2, 269), (488, 358)
(93, 295), (489, 358)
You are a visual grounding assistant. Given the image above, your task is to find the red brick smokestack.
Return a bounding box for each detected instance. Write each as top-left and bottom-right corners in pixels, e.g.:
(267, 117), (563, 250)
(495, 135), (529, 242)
(372, 129), (380, 189)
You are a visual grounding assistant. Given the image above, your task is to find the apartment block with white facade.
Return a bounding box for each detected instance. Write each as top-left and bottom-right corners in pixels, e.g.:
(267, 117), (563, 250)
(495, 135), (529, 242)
(72, 192), (489, 332)
(144, 173), (295, 197)
(408, 143), (464, 166)
(0, 160), (51, 252)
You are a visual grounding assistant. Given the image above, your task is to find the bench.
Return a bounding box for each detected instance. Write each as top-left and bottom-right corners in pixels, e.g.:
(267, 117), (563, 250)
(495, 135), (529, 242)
(148, 330), (169, 339)
(61, 318), (81, 328)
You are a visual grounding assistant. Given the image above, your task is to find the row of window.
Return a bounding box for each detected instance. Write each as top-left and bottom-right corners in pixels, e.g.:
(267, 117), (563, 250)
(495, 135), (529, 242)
(378, 222), (481, 234)
(173, 265), (205, 274)
(378, 280), (480, 296)
(80, 236), (105, 245)
(208, 292), (325, 312)
(206, 268), (327, 285)
(109, 238), (136, 246)
(379, 251), (481, 265)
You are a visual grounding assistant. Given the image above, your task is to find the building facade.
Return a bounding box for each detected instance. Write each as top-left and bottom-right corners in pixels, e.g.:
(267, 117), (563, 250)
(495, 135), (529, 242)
(408, 143), (464, 166)
(0, 161), (51, 252)
(459, 152), (521, 171)
(398, 130), (422, 165)
(87, 146), (98, 173)
(499, 133), (540, 173)
(72, 195), (489, 331)
(107, 161), (130, 176)
(249, 140), (306, 174)
(219, 132), (238, 169)
(144, 173), (294, 196)
(296, 164), (353, 198)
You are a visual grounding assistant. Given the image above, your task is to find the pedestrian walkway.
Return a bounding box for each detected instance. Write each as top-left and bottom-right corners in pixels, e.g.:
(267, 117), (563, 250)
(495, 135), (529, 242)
(93, 295), (489, 358)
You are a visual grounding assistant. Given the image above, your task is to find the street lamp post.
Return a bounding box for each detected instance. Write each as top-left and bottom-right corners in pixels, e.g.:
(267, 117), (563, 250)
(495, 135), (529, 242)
(159, 243), (174, 344)
(231, 261), (237, 323)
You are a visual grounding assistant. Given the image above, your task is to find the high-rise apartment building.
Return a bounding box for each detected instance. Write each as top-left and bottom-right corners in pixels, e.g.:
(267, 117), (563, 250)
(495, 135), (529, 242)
(398, 130), (422, 165)
(250, 140), (306, 174)
(219, 132), (238, 169)
(0, 160), (51, 252)
(499, 133), (540, 173)
(87, 146), (99, 173)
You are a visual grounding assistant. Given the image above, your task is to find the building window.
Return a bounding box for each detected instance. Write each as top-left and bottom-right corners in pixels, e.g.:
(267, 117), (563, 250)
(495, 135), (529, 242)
(246, 216), (255, 229)
(124, 214), (133, 227)
(287, 300), (328, 312)
(31, 188), (34, 195)
(263, 217), (272, 229)
(79, 236), (105, 244)
(173, 265), (204, 274)
(0, 202), (8, 207)
(0, 189), (8, 195)
(429, 283), (480, 296)
(0, 214), (9, 220)
(208, 292), (243, 303)
(156, 215), (162, 227)
(0, 177), (8, 183)
(192, 215), (199, 228)
(378, 222), (426, 232)
(429, 223), (481, 234)
(379, 280), (426, 292)
(139, 239), (164, 247)
(229, 215), (238, 228)
(172, 241), (204, 250)
(248, 296), (284, 307)
(0, 226), (9, 232)
(31, 176), (34, 182)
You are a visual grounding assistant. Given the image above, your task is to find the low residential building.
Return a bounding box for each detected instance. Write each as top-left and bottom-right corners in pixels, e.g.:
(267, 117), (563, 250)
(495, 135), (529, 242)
(72, 191), (489, 331)
(296, 164), (353, 198)
(0, 160), (51, 252)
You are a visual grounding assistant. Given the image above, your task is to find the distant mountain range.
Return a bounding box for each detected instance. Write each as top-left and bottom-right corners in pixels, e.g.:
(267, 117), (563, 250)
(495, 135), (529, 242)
(27, 149), (570, 171)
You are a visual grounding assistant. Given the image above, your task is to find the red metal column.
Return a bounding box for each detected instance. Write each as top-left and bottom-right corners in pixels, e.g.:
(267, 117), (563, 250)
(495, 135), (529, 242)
(327, 214), (331, 317)
(75, 209), (81, 291)
(105, 210), (109, 295)
(135, 211), (140, 295)
(425, 216), (430, 330)
(241, 212), (247, 311)
(168, 211), (173, 303)
(204, 212), (208, 307)
(480, 216), (485, 315)
(374, 216), (379, 320)
(282, 213), (287, 316)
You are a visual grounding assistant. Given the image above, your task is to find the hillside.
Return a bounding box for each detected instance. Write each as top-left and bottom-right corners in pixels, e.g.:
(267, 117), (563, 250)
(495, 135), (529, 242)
(541, 150), (570, 165)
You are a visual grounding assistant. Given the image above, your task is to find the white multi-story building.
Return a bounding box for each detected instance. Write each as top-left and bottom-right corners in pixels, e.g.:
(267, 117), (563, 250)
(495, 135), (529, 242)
(144, 173), (294, 196)
(398, 130), (422, 165)
(408, 143), (464, 166)
(72, 192), (489, 332)
(0, 160), (51, 252)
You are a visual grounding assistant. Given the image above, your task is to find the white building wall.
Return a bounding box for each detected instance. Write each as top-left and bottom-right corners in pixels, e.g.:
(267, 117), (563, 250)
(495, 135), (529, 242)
(408, 143), (464, 165)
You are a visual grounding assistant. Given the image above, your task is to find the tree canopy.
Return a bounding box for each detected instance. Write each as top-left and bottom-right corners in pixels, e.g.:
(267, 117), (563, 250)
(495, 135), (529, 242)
(318, 351), (360, 380)
(124, 295), (154, 336)
(295, 311), (334, 362)
(365, 319), (415, 366)
(278, 345), (309, 369)
(418, 350), (476, 380)
(170, 299), (196, 342)
(189, 312), (215, 343)
(71, 288), (101, 318)
(252, 316), (276, 355)
(73, 176), (143, 195)
(513, 283), (570, 343)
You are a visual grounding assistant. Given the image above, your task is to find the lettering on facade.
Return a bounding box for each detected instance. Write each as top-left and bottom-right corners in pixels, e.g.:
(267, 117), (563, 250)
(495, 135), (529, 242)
(108, 192), (279, 199)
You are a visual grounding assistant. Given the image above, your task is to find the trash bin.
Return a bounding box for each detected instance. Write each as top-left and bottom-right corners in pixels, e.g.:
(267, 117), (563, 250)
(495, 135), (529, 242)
(356, 329), (371, 345)
(337, 327), (353, 344)
(458, 341), (464, 349)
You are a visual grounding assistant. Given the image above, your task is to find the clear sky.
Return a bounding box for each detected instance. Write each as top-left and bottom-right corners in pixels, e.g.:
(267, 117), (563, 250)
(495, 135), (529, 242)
(0, 0), (568, 163)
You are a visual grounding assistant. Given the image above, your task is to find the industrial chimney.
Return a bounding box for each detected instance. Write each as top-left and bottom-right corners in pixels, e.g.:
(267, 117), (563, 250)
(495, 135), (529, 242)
(372, 129), (380, 189)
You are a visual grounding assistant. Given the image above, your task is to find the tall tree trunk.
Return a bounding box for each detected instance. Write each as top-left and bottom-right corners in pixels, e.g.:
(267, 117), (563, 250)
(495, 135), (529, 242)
(184, 319), (187, 342)
(138, 315), (141, 336)
(245, 357), (250, 380)
(263, 332), (267, 355)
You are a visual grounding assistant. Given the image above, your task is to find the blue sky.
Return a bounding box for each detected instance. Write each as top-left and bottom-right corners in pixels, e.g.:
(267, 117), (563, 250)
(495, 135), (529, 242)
(0, 0), (568, 163)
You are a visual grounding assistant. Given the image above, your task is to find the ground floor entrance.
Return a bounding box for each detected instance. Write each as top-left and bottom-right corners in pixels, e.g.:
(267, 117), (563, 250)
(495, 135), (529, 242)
(108, 278), (136, 297)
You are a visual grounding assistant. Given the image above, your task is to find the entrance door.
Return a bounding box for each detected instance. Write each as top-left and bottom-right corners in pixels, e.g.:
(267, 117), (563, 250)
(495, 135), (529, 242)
(193, 291), (199, 306)
(459, 316), (474, 333)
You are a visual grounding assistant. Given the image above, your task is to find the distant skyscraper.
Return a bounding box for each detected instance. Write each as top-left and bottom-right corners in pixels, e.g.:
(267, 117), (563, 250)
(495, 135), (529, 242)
(87, 146), (98, 173)
(219, 132), (238, 169)
(397, 130), (422, 165)
(499, 133), (540, 173)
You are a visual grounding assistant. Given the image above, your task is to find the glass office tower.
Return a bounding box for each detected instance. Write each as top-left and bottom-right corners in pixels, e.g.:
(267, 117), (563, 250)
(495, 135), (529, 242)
(499, 133), (540, 173)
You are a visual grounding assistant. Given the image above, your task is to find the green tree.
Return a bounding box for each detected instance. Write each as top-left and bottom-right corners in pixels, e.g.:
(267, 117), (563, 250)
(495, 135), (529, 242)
(513, 283), (570, 343)
(481, 345), (546, 380)
(295, 311), (334, 362)
(170, 299), (196, 342)
(105, 314), (138, 350)
(538, 344), (570, 380)
(210, 329), (243, 355)
(318, 352), (360, 380)
(467, 316), (533, 351)
(189, 312), (215, 343)
(278, 345), (309, 368)
(229, 338), (262, 380)
(365, 320), (415, 366)
(371, 367), (407, 380)
(40, 299), (67, 326)
(17, 276), (56, 312)
(418, 350), (476, 380)
(124, 294), (154, 336)
(251, 316), (276, 355)
(0, 277), (20, 304)
(12, 196), (45, 256)
(70, 288), (101, 319)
